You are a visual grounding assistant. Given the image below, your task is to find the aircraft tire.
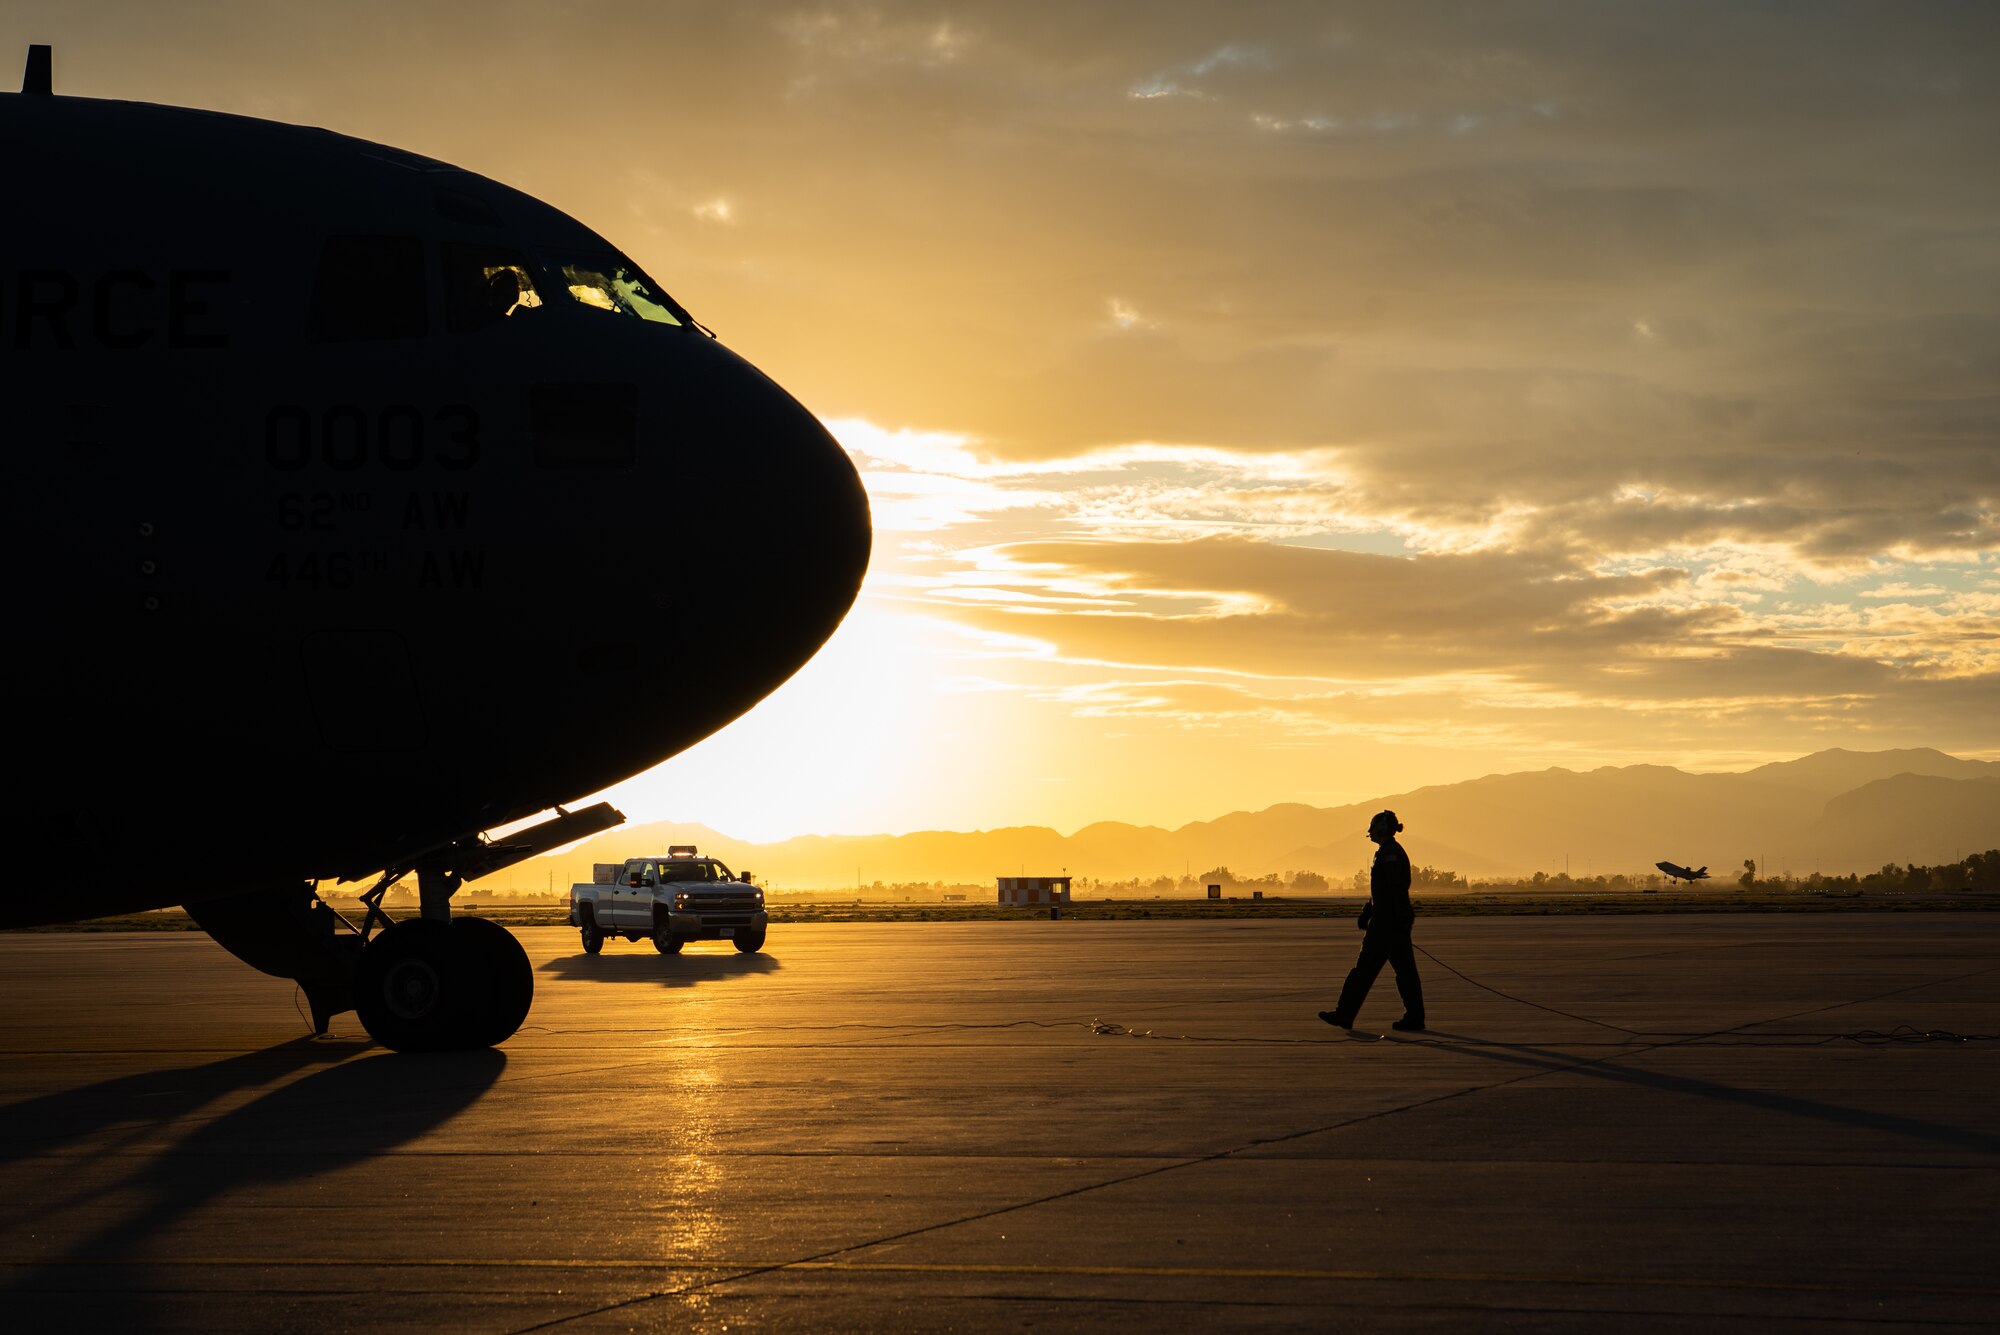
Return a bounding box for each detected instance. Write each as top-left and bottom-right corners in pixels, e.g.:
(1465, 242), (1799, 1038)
(451, 917), (534, 1049)
(733, 926), (767, 953)
(354, 919), (467, 1053)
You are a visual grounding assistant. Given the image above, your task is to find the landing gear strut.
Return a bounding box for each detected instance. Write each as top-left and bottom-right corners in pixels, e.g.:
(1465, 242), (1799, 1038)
(185, 803), (622, 1051)
(348, 862), (534, 1052)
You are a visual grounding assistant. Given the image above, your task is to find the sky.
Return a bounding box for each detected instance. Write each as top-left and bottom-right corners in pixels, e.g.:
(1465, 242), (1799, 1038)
(20, 2), (2000, 839)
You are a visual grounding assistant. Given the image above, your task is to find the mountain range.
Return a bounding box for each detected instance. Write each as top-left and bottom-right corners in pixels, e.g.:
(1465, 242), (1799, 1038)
(478, 748), (1998, 891)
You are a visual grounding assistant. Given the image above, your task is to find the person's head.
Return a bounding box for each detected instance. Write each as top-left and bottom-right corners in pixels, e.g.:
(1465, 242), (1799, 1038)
(486, 267), (522, 317)
(1367, 809), (1403, 844)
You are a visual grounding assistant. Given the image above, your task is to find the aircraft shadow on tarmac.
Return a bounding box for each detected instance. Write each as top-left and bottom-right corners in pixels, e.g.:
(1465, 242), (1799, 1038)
(1386, 1029), (2000, 1155)
(540, 949), (782, 987)
(2, 1042), (504, 1319)
(0, 1035), (360, 1167)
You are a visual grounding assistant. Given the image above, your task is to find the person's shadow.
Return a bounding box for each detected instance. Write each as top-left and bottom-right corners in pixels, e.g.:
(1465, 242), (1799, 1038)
(2, 1041), (504, 1324)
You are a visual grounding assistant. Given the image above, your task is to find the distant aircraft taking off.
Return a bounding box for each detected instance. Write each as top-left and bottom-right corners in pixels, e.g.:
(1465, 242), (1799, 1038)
(1656, 862), (1711, 885)
(0, 47), (871, 1049)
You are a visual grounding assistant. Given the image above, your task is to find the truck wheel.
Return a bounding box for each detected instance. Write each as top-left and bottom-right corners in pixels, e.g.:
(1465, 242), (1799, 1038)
(579, 917), (603, 955)
(733, 926), (767, 953)
(652, 924), (683, 954)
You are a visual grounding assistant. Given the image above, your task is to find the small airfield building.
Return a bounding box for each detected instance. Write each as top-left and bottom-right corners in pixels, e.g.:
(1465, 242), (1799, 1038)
(997, 876), (1072, 906)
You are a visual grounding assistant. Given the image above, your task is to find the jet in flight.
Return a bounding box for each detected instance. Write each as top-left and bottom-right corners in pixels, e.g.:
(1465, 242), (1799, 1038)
(1655, 862), (1710, 885)
(0, 47), (871, 1050)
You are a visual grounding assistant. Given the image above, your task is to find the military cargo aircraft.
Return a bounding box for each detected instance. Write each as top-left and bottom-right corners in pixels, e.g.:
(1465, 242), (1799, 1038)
(1655, 862), (1710, 885)
(0, 47), (871, 1050)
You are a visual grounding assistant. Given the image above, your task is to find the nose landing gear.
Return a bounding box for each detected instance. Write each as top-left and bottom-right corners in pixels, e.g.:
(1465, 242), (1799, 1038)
(186, 804), (621, 1051)
(352, 915), (534, 1052)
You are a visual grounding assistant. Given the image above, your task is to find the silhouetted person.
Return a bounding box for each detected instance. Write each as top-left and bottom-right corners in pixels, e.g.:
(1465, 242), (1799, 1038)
(486, 267), (524, 320)
(1321, 809), (1425, 1032)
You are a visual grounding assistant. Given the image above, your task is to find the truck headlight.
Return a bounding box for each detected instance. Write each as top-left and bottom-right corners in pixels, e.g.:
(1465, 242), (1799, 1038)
(674, 892), (692, 910)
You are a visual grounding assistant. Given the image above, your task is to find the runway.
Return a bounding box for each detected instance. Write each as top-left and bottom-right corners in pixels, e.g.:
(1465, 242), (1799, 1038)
(2, 915), (1995, 1331)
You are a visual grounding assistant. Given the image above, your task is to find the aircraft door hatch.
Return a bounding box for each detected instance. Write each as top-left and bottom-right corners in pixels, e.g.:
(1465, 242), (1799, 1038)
(301, 629), (428, 752)
(530, 382), (638, 469)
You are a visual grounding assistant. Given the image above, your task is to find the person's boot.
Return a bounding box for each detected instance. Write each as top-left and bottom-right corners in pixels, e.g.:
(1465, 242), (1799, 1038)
(1391, 1015), (1425, 1032)
(1319, 1010), (1355, 1029)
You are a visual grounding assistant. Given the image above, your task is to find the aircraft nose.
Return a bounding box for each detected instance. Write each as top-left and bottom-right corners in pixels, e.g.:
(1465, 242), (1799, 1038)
(675, 346), (872, 676)
(479, 339), (872, 809)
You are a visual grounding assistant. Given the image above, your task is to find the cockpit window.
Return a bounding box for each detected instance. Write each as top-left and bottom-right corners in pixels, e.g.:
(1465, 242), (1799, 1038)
(310, 235), (427, 341)
(443, 243), (544, 332)
(551, 253), (688, 326)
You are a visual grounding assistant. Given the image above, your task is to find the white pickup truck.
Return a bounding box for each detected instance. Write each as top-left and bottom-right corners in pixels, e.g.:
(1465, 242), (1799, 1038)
(569, 846), (768, 955)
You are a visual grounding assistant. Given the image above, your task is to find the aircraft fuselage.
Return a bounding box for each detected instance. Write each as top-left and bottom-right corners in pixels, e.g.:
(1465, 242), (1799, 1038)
(1, 88), (871, 926)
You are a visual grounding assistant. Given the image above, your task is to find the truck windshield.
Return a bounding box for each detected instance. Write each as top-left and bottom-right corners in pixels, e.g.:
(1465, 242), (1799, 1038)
(550, 252), (689, 327)
(662, 861), (717, 883)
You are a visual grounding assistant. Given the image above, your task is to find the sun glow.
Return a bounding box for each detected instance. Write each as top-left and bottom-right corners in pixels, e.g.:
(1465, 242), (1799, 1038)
(594, 605), (1031, 842)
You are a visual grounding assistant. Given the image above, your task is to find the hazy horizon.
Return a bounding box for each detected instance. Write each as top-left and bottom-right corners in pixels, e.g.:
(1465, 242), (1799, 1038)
(478, 745), (1998, 889)
(22, 3), (1998, 841)
(523, 743), (1991, 844)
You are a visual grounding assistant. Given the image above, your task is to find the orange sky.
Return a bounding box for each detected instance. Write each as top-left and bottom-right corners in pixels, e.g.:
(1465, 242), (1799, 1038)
(20, 3), (2000, 839)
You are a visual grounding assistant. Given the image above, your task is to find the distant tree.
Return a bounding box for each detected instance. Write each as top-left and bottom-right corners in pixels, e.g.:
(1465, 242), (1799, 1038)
(1289, 869), (1329, 893)
(1863, 863), (1902, 893)
(1149, 875), (1175, 895)
(1739, 859), (1756, 889)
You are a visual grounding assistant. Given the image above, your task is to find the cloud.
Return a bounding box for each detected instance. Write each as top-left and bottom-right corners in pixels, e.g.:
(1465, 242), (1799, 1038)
(1129, 42), (1273, 100)
(915, 534), (2000, 748)
(778, 9), (972, 67)
(938, 536), (1708, 676)
(1106, 297), (1150, 331)
(39, 0), (1995, 808)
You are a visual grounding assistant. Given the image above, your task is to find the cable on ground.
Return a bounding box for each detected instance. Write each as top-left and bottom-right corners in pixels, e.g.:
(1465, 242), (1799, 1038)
(1402, 944), (1998, 1047)
(1084, 949), (2000, 1049)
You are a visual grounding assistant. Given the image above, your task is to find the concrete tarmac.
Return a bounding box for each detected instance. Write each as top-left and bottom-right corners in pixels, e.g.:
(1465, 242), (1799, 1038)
(0, 915), (1995, 1331)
